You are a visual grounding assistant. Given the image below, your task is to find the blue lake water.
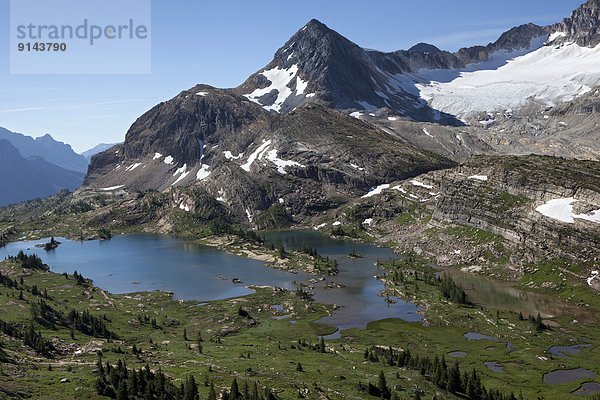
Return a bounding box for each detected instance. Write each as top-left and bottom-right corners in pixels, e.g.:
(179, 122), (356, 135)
(0, 232), (422, 330)
(0, 234), (305, 301)
(1, 230), (590, 332)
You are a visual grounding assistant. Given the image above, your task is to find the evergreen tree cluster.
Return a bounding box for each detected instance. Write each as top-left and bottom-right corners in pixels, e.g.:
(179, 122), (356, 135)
(519, 312), (548, 332)
(385, 258), (469, 305)
(215, 377), (278, 400)
(433, 274), (469, 305)
(0, 270), (18, 289)
(95, 358), (278, 400)
(95, 358), (198, 400)
(331, 225), (360, 238)
(365, 346), (518, 400)
(43, 237), (60, 251)
(360, 371), (391, 399)
(9, 251), (47, 270)
(72, 270), (87, 286)
(299, 244), (339, 275)
(135, 314), (160, 330)
(290, 337), (327, 354)
(0, 319), (54, 356)
(31, 298), (116, 339)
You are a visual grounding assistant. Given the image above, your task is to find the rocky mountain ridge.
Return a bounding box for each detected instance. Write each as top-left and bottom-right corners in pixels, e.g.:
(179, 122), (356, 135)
(0, 139), (84, 207)
(0, 127), (88, 174)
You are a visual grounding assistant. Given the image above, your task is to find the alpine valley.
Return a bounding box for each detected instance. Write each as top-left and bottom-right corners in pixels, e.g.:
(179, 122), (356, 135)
(1, 1), (600, 400)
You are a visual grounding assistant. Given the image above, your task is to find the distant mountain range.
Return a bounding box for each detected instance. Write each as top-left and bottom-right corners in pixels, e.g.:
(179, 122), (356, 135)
(0, 127), (88, 173)
(81, 143), (121, 160)
(0, 127), (97, 206)
(0, 139), (84, 206)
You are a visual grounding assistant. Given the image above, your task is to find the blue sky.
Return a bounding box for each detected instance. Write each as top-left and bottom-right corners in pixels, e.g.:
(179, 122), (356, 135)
(0, 0), (585, 152)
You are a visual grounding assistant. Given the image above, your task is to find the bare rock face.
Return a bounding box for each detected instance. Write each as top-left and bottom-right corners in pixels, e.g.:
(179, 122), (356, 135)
(551, 0), (600, 47)
(235, 19), (461, 125)
(122, 86), (272, 167)
(85, 89), (454, 225)
(432, 156), (600, 263)
(83, 1), (600, 230)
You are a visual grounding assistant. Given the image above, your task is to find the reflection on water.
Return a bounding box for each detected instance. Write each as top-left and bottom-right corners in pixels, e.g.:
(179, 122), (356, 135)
(574, 382), (600, 395)
(0, 231), (592, 332)
(441, 268), (594, 322)
(0, 235), (306, 301)
(262, 231), (422, 330)
(548, 344), (591, 357)
(543, 368), (596, 385)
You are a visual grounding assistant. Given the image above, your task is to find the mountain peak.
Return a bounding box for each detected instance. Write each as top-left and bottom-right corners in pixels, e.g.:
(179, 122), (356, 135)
(408, 43), (442, 54)
(36, 133), (57, 143)
(303, 19), (329, 32)
(284, 19), (352, 49)
(551, 0), (600, 46)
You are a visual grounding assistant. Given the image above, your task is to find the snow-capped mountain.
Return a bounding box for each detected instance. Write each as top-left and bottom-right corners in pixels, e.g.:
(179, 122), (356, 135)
(550, 0), (600, 47)
(235, 19), (463, 125)
(84, 0), (600, 221)
(234, 21), (553, 122)
(85, 87), (452, 224)
(235, 0), (600, 122)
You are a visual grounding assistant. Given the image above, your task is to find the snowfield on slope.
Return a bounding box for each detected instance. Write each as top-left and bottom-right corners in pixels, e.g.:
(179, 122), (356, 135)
(244, 65), (309, 112)
(416, 41), (600, 117)
(536, 198), (600, 224)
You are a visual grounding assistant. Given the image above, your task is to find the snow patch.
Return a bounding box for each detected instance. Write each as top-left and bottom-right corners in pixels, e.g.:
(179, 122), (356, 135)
(153, 153), (163, 160)
(241, 140), (272, 172)
(305, 93), (316, 98)
(196, 164), (211, 181)
(196, 92), (208, 96)
(172, 167), (190, 186)
(265, 149), (305, 174)
(587, 270), (599, 287)
(387, 116), (398, 121)
(350, 111), (363, 119)
(362, 184), (391, 198)
(100, 185), (124, 191)
(216, 189), (228, 204)
(350, 163), (365, 171)
(469, 175), (488, 181)
(126, 163), (141, 172)
(416, 41), (600, 117)
(547, 31), (566, 43)
(296, 77), (308, 96)
(164, 156), (174, 165)
(332, 221), (341, 226)
(244, 65), (301, 112)
(422, 128), (433, 138)
(179, 203), (191, 212)
(536, 198), (600, 224)
(245, 209), (253, 223)
(410, 180), (433, 189)
(223, 151), (244, 160)
(313, 223), (327, 230)
(363, 218), (373, 225)
(173, 164), (187, 176)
